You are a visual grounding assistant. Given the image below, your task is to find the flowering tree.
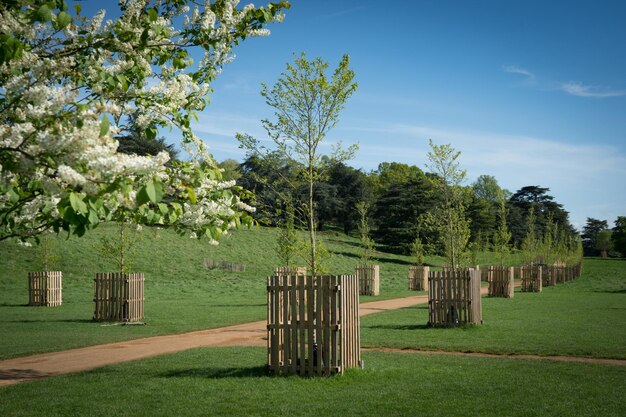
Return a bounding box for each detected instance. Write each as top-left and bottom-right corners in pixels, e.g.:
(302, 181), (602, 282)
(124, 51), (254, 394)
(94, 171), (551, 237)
(0, 0), (289, 242)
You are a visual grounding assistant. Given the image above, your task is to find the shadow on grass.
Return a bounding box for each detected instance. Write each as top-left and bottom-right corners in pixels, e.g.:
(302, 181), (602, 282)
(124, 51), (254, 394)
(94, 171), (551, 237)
(5, 318), (93, 324)
(0, 303), (30, 307)
(365, 324), (430, 331)
(160, 366), (266, 379)
(328, 250), (360, 260)
(593, 289), (626, 294)
(0, 368), (54, 381)
(206, 303), (266, 308)
(324, 238), (362, 249)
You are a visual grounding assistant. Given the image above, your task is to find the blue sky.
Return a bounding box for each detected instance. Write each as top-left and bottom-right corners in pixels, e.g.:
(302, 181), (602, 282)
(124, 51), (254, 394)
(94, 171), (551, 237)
(93, 1), (626, 230)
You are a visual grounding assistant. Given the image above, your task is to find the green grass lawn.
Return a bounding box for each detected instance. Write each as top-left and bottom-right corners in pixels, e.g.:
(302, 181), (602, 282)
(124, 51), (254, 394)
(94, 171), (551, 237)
(0, 346), (624, 417)
(1, 225), (624, 362)
(2, 228), (625, 416)
(362, 258), (626, 359)
(0, 225), (429, 359)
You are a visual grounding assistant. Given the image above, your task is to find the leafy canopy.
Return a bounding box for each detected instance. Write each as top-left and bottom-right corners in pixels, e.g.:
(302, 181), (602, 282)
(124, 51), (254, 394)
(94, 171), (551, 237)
(0, 0), (289, 242)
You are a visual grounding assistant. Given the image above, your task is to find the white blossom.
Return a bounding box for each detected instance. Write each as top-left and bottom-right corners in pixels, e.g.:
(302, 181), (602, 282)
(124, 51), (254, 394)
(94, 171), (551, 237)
(0, 0), (284, 241)
(57, 165), (87, 186)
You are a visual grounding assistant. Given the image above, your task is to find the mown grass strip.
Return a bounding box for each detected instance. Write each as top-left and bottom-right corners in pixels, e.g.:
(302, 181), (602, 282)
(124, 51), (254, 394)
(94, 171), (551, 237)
(0, 346), (624, 417)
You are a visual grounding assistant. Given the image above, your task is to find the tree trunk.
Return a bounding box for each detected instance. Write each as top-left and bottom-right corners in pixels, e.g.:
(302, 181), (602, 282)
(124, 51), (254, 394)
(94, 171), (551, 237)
(308, 165), (317, 276)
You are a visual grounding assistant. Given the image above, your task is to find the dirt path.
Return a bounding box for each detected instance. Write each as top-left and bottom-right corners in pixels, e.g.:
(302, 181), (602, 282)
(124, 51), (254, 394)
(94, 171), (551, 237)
(0, 293), (431, 387)
(1, 285), (623, 387)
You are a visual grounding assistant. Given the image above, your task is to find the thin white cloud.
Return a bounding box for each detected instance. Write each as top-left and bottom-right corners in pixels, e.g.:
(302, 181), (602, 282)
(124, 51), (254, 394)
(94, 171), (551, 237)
(559, 81), (626, 98)
(502, 66), (626, 98)
(341, 123), (626, 228)
(319, 5), (371, 20)
(502, 65), (535, 82)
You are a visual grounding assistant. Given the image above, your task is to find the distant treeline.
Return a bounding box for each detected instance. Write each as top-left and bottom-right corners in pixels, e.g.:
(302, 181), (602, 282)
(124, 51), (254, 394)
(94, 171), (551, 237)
(219, 156), (578, 256)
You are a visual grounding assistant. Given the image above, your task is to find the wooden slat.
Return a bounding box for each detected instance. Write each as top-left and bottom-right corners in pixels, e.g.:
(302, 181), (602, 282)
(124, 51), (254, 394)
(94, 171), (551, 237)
(266, 273), (360, 376)
(93, 273), (144, 322)
(355, 265), (379, 296)
(28, 271), (63, 307)
(428, 268), (482, 326)
(487, 266), (515, 298)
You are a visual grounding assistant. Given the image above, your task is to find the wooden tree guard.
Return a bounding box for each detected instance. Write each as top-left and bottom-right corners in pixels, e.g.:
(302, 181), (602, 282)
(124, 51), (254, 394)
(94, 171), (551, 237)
(408, 265), (429, 291)
(355, 265), (380, 296)
(93, 273), (144, 322)
(520, 265), (542, 292)
(28, 271), (62, 306)
(487, 266), (514, 298)
(428, 269), (482, 326)
(204, 259), (246, 272)
(267, 273), (361, 376)
(561, 265), (579, 282)
(482, 268), (491, 282)
(274, 266), (307, 275)
(573, 263), (582, 279)
(555, 265), (566, 284)
(541, 265), (556, 286)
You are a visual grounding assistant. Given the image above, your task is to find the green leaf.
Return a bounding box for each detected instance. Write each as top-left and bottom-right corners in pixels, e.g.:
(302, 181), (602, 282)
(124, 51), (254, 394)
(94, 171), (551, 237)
(0, 34), (24, 65)
(173, 57), (184, 69)
(140, 28), (149, 46)
(136, 185), (150, 206)
(88, 209), (100, 225)
(56, 11), (71, 29)
(7, 187), (20, 203)
(137, 180), (164, 205)
(146, 125), (157, 141)
(62, 206), (78, 223)
(145, 181), (157, 203)
(158, 203), (168, 215)
(186, 187), (197, 204)
(153, 180), (164, 203)
(99, 115), (109, 137)
(116, 74), (129, 92)
(69, 192), (88, 214)
(148, 8), (158, 22)
(145, 209), (156, 223)
(34, 5), (53, 23)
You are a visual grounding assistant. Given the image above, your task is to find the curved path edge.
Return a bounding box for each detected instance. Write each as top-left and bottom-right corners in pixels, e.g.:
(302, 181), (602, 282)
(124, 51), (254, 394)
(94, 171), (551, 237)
(2, 285), (621, 387)
(0, 293), (432, 387)
(364, 347), (626, 367)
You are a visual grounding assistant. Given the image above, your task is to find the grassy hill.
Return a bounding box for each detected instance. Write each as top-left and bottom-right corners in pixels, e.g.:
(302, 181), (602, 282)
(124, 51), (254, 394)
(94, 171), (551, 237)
(2, 225), (626, 416)
(1, 224), (624, 362)
(0, 223), (444, 359)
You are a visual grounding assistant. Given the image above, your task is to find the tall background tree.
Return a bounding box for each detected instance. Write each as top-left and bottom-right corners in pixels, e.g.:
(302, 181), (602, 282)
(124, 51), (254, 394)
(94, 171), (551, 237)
(371, 174), (436, 254)
(237, 53), (357, 275)
(507, 186), (575, 249)
(492, 190), (512, 266)
(595, 229), (613, 258)
(582, 218), (610, 256)
(612, 216), (626, 258)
